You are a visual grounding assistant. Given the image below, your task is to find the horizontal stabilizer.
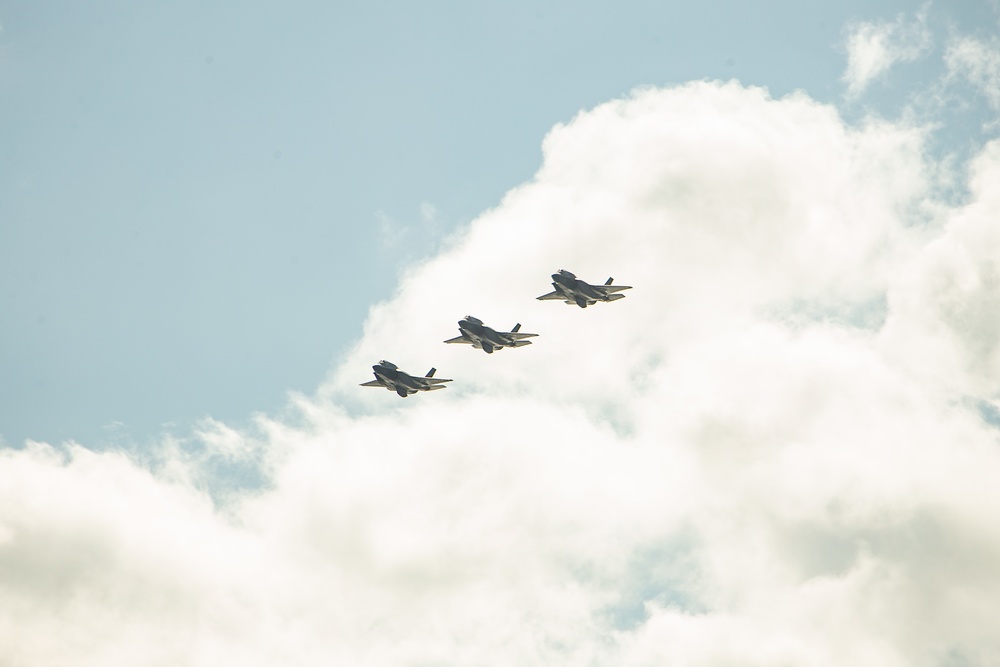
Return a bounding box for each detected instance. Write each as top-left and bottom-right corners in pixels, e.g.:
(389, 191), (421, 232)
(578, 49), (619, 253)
(425, 384), (447, 391)
(511, 340), (533, 347)
(423, 377), (453, 384)
(604, 285), (632, 293)
(607, 293), (626, 301)
(507, 332), (538, 339)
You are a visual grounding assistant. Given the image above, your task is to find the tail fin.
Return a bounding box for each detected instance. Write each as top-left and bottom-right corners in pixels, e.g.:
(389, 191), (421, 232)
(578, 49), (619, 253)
(426, 368), (437, 378)
(511, 323), (521, 333)
(605, 277), (614, 285)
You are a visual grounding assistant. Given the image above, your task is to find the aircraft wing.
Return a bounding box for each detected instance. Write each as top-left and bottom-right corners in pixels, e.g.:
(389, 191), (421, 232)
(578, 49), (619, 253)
(536, 290), (565, 301)
(359, 380), (384, 387)
(422, 378), (453, 384)
(443, 336), (472, 344)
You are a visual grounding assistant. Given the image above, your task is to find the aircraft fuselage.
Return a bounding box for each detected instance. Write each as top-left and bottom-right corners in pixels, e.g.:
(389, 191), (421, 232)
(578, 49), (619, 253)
(552, 273), (605, 302)
(458, 318), (506, 348)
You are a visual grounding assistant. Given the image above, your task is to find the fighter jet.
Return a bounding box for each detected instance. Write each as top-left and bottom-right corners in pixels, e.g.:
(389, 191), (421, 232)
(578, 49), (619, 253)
(360, 360), (453, 397)
(443, 315), (538, 354)
(536, 269), (632, 308)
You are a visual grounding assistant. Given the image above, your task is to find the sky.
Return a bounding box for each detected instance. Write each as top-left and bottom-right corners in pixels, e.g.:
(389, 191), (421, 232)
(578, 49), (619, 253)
(7, 0), (999, 448)
(3, 1), (1000, 665)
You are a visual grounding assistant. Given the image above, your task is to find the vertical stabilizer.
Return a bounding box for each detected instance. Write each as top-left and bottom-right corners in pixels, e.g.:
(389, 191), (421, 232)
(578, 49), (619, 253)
(511, 323), (522, 333)
(426, 368), (437, 378)
(605, 277), (614, 285)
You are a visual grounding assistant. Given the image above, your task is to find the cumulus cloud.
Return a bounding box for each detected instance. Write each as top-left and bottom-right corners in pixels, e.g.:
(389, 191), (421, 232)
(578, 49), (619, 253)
(4, 81), (1000, 666)
(842, 10), (933, 97)
(946, 36), (1000, 111)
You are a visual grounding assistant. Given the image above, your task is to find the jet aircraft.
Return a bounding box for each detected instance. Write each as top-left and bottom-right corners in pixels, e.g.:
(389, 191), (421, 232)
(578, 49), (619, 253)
(443, 316), (538, 354)
(536, 269), (632, 308)
(360, 360), (452, 397)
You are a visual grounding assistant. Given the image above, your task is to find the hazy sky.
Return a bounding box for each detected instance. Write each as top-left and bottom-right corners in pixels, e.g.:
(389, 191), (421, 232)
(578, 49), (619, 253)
(5, 0), (997, 448)
(3, 2), (1000, 665)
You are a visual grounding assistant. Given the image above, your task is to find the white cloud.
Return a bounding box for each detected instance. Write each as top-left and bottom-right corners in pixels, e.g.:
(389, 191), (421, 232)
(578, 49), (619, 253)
(4, 81), (1000, 665)
(842, 10), (933, 97)
(375, 209), (406, 249)
(376, 202), (446, 263)
(946, 36), (1000, 111)
(883, 138), (1000, 394)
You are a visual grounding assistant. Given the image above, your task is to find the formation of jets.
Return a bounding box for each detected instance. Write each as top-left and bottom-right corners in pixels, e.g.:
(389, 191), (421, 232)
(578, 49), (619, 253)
(360, 270), (632, 396)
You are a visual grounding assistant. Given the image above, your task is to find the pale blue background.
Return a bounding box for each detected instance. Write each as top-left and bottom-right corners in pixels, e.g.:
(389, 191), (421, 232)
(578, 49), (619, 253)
(1, 0), (996, 447)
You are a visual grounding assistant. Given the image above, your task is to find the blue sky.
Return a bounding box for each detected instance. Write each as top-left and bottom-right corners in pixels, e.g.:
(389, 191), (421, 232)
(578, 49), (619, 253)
(4, 2), (1000, 664)
(5, 0), (995, 448)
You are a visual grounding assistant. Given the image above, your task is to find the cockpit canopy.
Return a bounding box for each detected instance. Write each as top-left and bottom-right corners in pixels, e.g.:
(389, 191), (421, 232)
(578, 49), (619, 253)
(463, 315), (483, 325)
(377, 360), (398, 369)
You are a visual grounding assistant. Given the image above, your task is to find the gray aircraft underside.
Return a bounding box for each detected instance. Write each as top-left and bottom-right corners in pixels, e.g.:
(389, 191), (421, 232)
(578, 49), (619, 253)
(443, 315), (538, 354)
(360, 360), (453, 397)
(536, 269), (632, 308)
